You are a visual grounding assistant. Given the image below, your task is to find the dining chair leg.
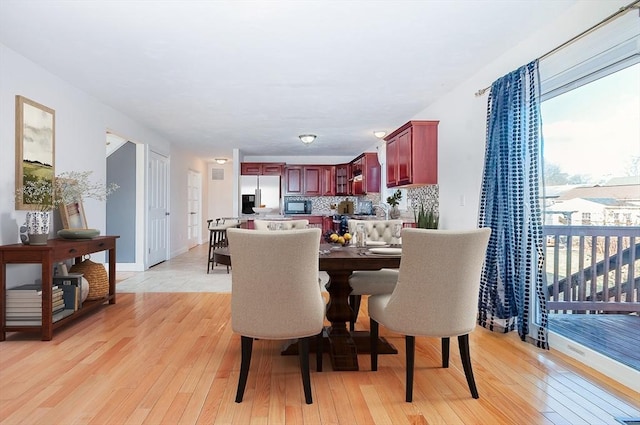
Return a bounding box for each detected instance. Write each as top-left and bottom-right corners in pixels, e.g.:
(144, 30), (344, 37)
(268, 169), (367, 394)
(458, 334), (479, 399)
(298, 337), (313, 404)
(370, 319), (379, 371)
(405, 335), (415, 402)
(441, 337), (450, 368)
(207, 231), (214, 274)
(235, 336), (253, 403)
(316, 329), (323, 372)
(349, 295), (362, 331)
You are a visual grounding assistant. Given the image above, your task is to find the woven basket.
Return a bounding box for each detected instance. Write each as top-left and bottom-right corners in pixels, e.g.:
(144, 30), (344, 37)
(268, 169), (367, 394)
(69, 257), (108, 300)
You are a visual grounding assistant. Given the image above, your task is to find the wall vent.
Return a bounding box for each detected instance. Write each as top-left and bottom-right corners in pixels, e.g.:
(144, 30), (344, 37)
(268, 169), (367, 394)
(211, 169), (224, 181)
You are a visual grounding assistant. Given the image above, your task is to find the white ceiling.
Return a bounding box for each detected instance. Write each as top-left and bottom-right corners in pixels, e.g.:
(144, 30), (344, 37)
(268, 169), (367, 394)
(0, 0), (577, 160)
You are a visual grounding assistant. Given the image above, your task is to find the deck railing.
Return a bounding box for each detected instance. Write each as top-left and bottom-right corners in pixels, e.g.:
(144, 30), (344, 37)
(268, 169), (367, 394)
(543, 225), (639, 313)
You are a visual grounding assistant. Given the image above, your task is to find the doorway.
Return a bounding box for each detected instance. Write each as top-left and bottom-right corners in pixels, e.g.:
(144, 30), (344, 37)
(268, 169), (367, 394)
(148, 149), (170, 267)
(106, 132), (170, 270)
(187, 169), (202, 249)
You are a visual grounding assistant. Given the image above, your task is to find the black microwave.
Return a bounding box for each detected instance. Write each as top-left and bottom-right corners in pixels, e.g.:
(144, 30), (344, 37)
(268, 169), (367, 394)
(284, 199), (312, 215)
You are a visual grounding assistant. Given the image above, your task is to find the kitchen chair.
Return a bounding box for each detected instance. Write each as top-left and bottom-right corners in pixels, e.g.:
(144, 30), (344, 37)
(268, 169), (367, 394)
(346, 219), (403, 331)
(253, 219), (309, 230)
(227, 227), (325, 404)
(207, 218), (242, 273)
(368, 227), (491, 402)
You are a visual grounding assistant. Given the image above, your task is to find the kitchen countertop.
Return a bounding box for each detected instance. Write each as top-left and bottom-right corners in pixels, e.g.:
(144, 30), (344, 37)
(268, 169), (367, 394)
(241, 213), (334, 219)
(240, 213), (409, 221)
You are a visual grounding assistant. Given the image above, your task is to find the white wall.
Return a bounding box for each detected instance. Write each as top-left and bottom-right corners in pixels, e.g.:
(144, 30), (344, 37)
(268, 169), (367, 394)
(207, 161), (235, 225)
(412, 0), (629, 230)
(0, 43), (203, 283)
(168, 145), (208, 257)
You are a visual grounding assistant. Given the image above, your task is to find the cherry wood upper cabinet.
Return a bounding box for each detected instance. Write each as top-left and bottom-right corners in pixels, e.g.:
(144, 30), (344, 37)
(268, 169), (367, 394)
(335, 163), (351, 195)
(285, 165), (335, 196)
(241, 162), (284, 176)
(385, 120), (438, 187)
(303, 166), (322, 196)
(284, 166), (303, 195)
(352, 153), (380, 195)
(321, 165), (336, 196)
(386, 138), (399, 187)
(364, 154), (381, 193)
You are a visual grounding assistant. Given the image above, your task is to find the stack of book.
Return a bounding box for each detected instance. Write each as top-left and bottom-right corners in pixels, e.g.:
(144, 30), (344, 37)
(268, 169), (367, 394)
(53, 274), (84, 312)
(5, 284), (70, 326)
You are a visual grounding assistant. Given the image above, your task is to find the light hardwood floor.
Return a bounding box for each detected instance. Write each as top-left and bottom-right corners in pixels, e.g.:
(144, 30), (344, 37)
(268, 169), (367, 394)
(1, 245), (639, 425)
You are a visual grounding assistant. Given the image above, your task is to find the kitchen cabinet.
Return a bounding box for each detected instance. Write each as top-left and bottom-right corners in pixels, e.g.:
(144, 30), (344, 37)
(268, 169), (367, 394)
(322, 216), (335, 234)
(307, 215), (324, 228)
(385, 120), (438, 187)
(303, 166), (322, 196)
(321, 166), (335, 196)
(351, 153), (380, 195)
(285, 165), (335, 196)
(284, 166), (303, 195)
(335, 163), (351, 195)
(241, 162), (284, 176)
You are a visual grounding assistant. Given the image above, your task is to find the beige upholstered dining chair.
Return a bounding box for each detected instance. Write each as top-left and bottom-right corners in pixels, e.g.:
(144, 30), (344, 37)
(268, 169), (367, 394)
(253, 219), (309, 230)
(346, 219), (403, 330)
(226, 227), (325, 404)
(368, 227), (491, 402)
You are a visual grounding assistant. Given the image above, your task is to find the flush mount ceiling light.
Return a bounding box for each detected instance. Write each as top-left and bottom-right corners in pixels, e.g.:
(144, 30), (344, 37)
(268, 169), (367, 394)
(373, 131), (387, 139)
(299, 134), (317, 145)
(215, 158), (227, 164)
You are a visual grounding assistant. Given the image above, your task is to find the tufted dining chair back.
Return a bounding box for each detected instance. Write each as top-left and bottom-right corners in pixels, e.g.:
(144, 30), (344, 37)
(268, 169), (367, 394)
(226, 227), (325, 404)
(346, 219), (403, 331)
(253, 219), (309, 230)
(347, 219), (403, 243)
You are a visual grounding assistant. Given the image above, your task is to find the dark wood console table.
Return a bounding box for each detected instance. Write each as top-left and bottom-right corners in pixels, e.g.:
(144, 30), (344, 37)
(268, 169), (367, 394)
(0, 236), (119, 341)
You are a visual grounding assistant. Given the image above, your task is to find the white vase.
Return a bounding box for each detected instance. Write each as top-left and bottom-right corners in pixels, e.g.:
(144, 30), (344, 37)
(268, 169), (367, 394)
(389, 206), (401, 219)
(25, 211), (51, 245)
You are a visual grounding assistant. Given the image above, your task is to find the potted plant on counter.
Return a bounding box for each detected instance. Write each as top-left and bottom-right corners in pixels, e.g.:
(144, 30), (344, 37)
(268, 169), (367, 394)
(414, 203), (439, 229)
(386, 189), (402, 219)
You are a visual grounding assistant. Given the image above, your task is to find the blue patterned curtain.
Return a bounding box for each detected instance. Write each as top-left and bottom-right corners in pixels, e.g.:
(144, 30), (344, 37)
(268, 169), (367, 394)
(477, 60), (548, 349)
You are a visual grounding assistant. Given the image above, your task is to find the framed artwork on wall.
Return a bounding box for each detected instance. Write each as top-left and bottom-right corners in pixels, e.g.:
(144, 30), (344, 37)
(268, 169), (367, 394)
(15, 95), (55, 210)
(60, 201), (88, 229)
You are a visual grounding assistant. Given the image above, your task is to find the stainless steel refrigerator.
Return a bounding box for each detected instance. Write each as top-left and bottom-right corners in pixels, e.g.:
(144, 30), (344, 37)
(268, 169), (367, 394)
(240, 175), (281, 214)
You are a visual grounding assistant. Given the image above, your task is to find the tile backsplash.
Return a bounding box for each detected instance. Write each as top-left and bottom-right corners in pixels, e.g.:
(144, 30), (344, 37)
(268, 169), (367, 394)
(286, 184), (438, 222)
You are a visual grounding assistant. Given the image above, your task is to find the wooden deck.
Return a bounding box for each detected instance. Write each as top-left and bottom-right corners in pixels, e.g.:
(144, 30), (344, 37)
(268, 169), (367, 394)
(549, 313), (640, 371)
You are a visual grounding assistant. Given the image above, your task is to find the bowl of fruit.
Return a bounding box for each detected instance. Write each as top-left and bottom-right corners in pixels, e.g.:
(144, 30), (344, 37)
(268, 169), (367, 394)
(324, 231), (352, 246)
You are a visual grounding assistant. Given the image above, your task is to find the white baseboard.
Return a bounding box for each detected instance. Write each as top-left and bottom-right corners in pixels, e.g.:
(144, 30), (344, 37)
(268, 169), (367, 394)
(170, 247), (189, 258)
(116, 262), (146, 272)
(549, 330), (640, 393)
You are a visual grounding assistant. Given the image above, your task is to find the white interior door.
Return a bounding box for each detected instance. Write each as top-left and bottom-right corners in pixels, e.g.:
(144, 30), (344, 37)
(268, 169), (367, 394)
(148, 150), (169, 267)
(187, 170), (201, 249)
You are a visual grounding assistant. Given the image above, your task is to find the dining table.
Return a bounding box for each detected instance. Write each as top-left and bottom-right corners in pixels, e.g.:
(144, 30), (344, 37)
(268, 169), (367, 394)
(213, 242), (402, 371)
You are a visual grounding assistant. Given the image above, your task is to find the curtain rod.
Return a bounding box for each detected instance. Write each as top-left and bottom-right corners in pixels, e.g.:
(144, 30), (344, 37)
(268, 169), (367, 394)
(474, 0), (640, 97)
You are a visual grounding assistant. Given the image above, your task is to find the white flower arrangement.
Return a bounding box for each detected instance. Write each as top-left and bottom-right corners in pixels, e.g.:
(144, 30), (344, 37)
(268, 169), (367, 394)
(16, 171), (119, 212)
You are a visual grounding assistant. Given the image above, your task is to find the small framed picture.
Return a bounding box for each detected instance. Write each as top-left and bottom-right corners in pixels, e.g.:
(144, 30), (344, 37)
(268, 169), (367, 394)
(60, 201), (87, 229)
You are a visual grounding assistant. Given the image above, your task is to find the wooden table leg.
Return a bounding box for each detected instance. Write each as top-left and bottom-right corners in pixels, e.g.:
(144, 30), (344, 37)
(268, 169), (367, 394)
(325, 270), (359, 371)
(281, 268), (398, 369)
